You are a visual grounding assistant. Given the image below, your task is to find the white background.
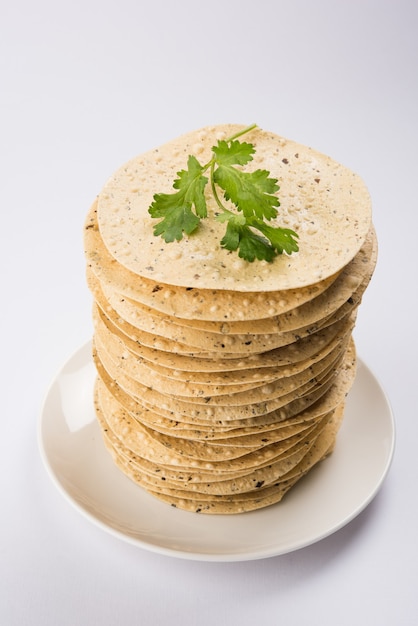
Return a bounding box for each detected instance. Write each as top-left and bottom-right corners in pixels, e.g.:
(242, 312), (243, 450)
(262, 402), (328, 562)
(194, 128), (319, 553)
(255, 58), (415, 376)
(1, 1), (417, 624)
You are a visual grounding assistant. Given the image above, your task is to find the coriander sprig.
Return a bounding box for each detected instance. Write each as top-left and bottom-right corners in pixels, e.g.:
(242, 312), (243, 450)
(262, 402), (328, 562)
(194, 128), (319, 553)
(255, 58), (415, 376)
(148, 124), (299, 263)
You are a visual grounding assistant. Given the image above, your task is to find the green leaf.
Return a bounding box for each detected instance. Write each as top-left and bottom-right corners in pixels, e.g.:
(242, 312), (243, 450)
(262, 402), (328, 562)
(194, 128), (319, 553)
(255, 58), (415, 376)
(212, 139), (255, 166)
(213, 166), (279, 221)
(220, 219), (277, 263)
(148, 155), (208, 241)
(250, 218), (299, 255)
(151, 202), (201, 242)
(220, 219), (241, 251)
(172, 155), (208, 218)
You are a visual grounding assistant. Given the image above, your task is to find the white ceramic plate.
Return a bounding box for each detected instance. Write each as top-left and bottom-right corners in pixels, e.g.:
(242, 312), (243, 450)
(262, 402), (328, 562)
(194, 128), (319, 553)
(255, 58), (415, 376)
(38, 341), (395, 562)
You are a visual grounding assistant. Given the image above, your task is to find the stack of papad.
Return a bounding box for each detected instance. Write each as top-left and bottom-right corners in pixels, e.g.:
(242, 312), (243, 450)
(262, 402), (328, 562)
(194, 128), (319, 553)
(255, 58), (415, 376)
(84, 124), (376, 514)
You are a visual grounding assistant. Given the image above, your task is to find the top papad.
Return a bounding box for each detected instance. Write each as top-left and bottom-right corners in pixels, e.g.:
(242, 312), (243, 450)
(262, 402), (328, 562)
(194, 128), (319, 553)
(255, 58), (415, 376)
(96, 124), (372, 292)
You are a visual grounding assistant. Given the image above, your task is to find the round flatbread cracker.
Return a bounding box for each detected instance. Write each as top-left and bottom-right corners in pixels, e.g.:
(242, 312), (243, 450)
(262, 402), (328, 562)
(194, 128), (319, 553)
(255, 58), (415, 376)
(96, 124), (372, 292)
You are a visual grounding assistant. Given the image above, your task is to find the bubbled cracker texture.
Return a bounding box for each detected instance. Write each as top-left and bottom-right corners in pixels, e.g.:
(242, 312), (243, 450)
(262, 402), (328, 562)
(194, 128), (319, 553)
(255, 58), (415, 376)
(84, 124), (377, 514)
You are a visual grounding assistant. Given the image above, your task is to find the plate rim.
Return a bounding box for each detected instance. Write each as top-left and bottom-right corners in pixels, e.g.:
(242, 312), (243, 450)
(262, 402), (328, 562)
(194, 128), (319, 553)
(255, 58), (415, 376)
(38, 341), (395, 562)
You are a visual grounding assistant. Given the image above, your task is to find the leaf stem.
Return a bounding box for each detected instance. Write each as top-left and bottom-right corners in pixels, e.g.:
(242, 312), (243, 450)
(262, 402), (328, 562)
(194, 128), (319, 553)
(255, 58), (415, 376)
(225, 123), (258, 143)
(210, 159), (227, 213)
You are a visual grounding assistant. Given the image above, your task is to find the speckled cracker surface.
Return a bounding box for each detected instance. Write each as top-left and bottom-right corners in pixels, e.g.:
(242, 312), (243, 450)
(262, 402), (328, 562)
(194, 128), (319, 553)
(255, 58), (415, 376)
(96, 124), (372, 292)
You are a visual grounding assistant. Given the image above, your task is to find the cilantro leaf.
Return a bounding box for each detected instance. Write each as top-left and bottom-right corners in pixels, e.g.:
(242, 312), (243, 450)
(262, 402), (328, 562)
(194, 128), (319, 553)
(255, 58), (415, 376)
(148, 155), (208, 241)
(151, 203), (201, 242)
(220, 219), (277, 263)
(172, 155), (208, 218)
(211, 139), (255, 166)
(250, 218), (299, 255)
(213, 166), (280, 221)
